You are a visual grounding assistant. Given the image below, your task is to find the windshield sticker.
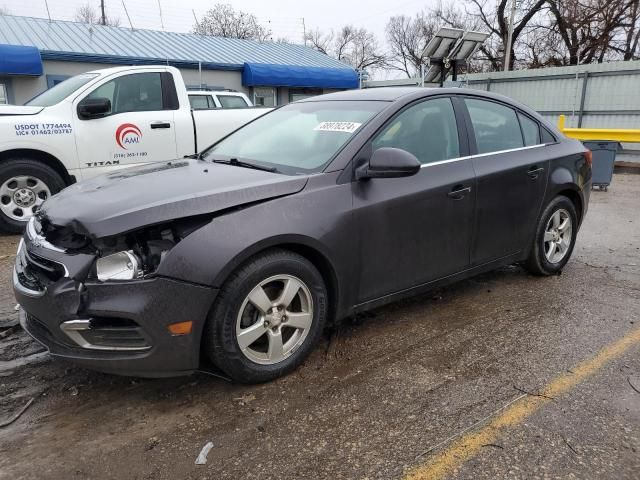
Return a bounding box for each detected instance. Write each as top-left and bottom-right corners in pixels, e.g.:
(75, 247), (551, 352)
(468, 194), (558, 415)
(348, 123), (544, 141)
(314, 121), (362, 133)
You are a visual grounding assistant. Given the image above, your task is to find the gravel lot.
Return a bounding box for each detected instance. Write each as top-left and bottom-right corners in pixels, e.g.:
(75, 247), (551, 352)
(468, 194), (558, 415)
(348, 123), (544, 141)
(1, 174), (639, 480)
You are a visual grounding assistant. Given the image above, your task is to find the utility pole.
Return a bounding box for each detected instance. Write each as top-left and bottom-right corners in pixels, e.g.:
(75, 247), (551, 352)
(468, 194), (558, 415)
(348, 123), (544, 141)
(192, 9), (200, 32)
(100, 0), (106, 25)
(44, 0), (51, 22)
(504, 0), (516, 71)
(157, 0), (164, 31)
(302, 18), (306, 46)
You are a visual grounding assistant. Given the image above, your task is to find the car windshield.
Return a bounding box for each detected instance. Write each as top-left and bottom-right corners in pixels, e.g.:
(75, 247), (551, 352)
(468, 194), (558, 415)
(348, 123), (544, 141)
(26, 73), (99, 107)
(206, 100), (386, 175)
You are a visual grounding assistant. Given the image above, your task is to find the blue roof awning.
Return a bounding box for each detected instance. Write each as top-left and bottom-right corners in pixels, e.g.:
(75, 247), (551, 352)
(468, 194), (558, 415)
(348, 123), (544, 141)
(0, 44), (43, 76)
(242, 63), (358, 89)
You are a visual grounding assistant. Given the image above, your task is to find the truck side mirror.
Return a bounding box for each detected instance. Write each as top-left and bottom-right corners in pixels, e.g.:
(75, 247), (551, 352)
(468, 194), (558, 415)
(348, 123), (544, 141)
(77, 97), (111, 120)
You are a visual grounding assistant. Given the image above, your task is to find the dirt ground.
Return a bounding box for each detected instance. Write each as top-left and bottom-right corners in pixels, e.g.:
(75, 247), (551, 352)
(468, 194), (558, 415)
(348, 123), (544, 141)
(1, 174), (639, 480)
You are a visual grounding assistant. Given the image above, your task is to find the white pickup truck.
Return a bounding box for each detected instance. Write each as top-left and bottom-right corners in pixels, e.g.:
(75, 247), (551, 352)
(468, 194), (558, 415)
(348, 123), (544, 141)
(0, 65), (270, 232)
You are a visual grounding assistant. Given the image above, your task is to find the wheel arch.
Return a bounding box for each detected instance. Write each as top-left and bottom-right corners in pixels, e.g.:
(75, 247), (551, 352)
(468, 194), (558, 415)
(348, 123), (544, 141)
(212, 235), (341, 325)
(0, 149), (74, 185)
(556, 188), (583, 224)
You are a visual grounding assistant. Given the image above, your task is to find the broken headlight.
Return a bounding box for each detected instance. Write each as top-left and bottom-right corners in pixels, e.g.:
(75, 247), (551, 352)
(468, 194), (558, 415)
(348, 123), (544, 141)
(91, 215), (212, 282)
(96, 251), (142, 281)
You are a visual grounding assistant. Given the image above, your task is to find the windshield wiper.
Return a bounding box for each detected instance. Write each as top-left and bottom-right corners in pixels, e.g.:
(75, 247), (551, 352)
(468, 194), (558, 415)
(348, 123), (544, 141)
(213, 158), (278, 173)
(183, 152), (203, 159)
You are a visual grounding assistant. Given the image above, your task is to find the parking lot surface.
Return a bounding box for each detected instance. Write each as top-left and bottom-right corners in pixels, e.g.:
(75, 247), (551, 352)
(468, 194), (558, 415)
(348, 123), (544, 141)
(1, 174), (639, 480)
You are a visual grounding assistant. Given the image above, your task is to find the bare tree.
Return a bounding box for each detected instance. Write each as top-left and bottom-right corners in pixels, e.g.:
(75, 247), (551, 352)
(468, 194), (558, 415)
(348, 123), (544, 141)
(0, 6), (11, 15)
(304, 28), (332, 54)
(306, 25), (386, 72)
(345, 28), (387, 71)
(465, 0), (547, 70)
(620, 0), (640, 60)
(193, 4), (271, 42)
(544, 0), (634, 65)
(74, 3), (120, 26)
(385, 13), (439, 77)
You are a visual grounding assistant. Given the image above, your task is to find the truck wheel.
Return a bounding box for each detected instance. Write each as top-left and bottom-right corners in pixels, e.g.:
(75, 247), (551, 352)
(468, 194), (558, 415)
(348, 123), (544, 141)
(0, 158), (66, 233)
(524, 195), (578, 276)
(203, 249), (328, 383)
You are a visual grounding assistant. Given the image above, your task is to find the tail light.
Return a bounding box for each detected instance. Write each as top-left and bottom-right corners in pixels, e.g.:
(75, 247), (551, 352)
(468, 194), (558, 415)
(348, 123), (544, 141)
(583, 150), (593, 168)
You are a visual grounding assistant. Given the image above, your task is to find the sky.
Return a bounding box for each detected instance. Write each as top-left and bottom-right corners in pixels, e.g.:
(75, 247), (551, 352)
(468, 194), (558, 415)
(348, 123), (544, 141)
(2, 0), (440, 78)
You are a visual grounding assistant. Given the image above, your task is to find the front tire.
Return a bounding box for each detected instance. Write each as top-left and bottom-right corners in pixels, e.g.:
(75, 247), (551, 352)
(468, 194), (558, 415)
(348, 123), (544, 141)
(524, 195), (578, 276)
(203, 249), (328, 383)
(0, 158), (66, 234)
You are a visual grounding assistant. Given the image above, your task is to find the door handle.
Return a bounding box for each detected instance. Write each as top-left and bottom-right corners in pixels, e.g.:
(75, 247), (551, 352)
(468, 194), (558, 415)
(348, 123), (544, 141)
(527, 166), (544, 179)
(150, 122), (171, 129)
(447, 185), (471, 200)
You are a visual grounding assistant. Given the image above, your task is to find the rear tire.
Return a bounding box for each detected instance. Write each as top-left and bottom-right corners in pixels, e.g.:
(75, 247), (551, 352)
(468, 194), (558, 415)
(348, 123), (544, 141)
(203, 249), (328, 383)
(524, 195), (578, 276)
(0, 158), (66, 234)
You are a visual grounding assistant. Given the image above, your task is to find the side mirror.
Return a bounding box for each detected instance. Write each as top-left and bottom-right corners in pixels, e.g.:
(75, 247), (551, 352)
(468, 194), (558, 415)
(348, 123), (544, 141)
(356, 147), (421, 180)
(77, 97), (111, 119)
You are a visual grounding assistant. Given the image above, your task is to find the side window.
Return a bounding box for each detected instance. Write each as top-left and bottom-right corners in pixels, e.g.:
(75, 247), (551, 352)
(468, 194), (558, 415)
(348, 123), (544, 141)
(189, 95), (213, 110)
(217, 95), (249, 108)
(86, 73), (163, 115)
(541, 126), (556, 144)
(372, 98), (460, 165)
(518, 112), (540, 146)
(465, 98), (524, 154)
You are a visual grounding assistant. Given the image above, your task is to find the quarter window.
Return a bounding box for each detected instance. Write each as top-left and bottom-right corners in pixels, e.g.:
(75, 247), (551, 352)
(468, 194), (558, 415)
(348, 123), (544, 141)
(86, 73), (164, 115)
(518, 112), (541, 146)
(372, 98), (460, 165)
(189, 95), (215, 110)
(217, 95), (249, 108)
(465, 98), (524, 154)
(541, 126), (556, 144)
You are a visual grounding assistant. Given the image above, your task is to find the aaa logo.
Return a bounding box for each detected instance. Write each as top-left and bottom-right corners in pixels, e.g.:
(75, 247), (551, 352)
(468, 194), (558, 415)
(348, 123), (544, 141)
(115, 123), (142, 149)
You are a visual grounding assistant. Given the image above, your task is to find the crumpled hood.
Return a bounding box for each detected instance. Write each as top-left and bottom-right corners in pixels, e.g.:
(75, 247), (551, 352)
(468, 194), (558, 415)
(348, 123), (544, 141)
(40, 159), (308, 238)
(0, 105), (44, 116)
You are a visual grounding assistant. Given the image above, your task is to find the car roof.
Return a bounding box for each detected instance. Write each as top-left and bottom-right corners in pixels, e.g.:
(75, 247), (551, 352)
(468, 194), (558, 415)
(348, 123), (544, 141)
(302, 86), (526, 104)
(300, 87), (429, 102)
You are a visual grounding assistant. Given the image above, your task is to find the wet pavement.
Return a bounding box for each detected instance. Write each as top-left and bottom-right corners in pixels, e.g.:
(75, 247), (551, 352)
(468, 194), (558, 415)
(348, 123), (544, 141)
(1, 174), (639, 480)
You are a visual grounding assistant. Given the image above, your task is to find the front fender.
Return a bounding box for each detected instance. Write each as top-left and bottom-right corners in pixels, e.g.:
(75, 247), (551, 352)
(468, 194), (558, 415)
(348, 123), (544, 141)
(156, 172), (356, 317)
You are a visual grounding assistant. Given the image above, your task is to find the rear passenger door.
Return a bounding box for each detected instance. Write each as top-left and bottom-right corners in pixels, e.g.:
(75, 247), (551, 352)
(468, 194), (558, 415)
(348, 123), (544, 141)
(461, 97), (550, 265)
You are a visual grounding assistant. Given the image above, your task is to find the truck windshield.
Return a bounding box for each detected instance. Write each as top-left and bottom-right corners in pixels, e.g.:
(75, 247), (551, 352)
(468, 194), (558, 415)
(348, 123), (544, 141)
(26, 73), (99, 107)
(207, 100), (386, 175)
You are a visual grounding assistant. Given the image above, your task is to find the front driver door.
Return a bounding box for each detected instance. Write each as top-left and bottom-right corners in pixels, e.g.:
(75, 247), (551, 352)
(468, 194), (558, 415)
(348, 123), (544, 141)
(73, 71), (178, 180)
(353, 97), (476, 304)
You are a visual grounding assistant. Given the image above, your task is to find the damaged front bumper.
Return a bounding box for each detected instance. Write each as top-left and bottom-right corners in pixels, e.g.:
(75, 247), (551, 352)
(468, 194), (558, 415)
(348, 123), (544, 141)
(14, 234), (217, 377)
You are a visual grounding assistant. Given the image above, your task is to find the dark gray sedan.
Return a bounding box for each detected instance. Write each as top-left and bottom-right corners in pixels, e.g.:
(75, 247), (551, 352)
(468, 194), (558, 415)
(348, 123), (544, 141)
(14, 88), (591, 383)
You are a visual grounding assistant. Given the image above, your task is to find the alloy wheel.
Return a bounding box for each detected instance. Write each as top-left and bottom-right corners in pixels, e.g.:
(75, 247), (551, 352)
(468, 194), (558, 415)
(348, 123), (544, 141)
(235, 274), (314, 365)
(543, 208), (572, 264)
